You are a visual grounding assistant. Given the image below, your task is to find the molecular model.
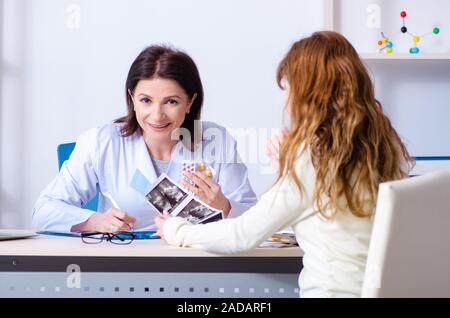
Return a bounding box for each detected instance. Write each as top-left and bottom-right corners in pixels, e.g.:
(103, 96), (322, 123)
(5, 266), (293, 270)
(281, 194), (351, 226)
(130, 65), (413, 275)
(400, 11), (440, 54)
(377, 32), (394, 54)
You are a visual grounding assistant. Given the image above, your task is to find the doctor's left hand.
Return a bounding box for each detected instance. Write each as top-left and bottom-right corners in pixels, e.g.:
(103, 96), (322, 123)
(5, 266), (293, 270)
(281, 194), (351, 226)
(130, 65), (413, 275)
(155, 211), (171, 240)
(181, 171), (231, 217)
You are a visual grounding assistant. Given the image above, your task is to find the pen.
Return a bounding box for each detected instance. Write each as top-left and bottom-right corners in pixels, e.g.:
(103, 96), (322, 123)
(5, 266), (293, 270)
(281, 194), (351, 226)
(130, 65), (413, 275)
(102, 191), (134, 231)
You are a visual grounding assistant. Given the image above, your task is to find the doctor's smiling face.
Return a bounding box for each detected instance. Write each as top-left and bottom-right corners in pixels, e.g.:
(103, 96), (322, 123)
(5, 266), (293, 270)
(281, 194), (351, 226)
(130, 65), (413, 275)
(130, 78), (196, 143)
(117, 45), (204, 152)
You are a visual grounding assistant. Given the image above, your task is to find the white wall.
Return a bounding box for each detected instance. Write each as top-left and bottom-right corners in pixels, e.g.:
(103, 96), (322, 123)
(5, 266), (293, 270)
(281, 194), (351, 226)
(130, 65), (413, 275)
(0, 0), (325, 228)
(1, 0), (449, 229)
(335, 0), (450, 157)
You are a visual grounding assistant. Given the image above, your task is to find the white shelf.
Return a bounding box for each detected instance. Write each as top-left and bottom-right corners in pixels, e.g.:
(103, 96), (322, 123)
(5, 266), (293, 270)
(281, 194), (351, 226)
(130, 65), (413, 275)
(324, 1), (450, 61)
(360, 53), (450, 60)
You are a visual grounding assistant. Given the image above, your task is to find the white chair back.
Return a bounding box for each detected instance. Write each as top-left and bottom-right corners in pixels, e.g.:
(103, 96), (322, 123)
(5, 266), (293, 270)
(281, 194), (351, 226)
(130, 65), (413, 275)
(362, 171), (450, 297)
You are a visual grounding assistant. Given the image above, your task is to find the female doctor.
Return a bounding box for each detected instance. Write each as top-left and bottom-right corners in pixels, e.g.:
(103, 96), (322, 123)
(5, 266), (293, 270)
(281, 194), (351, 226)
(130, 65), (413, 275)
(32, 45), (257, 233)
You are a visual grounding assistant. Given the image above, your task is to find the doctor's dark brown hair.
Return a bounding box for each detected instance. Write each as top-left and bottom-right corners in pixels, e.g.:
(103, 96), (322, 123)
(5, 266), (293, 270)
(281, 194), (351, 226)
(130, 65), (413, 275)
(115, 45), (204, 148)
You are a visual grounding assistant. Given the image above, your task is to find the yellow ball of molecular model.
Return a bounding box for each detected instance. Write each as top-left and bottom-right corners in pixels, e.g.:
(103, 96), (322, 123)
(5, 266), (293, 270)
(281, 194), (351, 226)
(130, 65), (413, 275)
(377, 32), (394, 54)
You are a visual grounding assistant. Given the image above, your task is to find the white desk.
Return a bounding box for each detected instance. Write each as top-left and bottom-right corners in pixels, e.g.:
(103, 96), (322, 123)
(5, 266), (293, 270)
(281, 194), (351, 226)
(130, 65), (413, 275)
(0, 230), (303, 298)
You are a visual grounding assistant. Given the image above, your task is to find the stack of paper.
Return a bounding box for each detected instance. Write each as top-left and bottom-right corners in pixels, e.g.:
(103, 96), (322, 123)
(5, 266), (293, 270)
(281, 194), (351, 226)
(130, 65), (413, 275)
(259, 229), (298, 248)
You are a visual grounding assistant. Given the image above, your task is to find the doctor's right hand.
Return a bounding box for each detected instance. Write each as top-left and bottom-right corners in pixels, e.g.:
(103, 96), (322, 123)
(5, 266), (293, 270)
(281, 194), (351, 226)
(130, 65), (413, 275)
(78, 208), (136, 233)
(265, 127), (289, 170)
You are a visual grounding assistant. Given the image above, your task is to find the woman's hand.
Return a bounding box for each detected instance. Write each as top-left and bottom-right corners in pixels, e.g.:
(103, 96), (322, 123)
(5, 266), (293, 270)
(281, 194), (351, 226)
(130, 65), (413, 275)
(265, 127), (290, 170)
(154, 211), (172, 240)
(72, 208), (136, 233)
(181, 171), (232, 217)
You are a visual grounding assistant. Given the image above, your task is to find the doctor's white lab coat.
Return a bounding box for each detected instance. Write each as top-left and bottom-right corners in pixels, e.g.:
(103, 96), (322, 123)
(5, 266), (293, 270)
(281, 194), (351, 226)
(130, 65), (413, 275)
(32, 121), (257, 232)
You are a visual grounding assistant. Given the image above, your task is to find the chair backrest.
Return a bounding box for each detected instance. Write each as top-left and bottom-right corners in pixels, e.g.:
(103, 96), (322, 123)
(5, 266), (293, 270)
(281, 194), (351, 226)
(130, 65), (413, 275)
(57, 142), (98, 211)
(362, 171), (450, 297)
(57, 142), (76, 171)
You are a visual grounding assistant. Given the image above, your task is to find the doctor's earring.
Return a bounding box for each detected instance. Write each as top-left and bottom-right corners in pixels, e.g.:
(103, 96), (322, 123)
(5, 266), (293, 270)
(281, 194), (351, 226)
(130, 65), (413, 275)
(186, 108), (190, 114)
